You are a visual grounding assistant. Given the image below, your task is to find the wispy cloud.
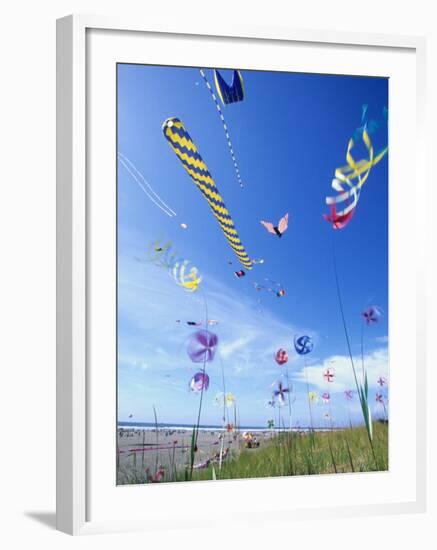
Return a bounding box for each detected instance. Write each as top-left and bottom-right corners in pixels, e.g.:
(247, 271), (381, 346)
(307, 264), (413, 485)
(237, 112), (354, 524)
(117, 240), (387, 425)
(220, 334), (255, 359)
(118, 248), (310, 379)
(119, 354), (150, 370)
(293, 347), (389, 393)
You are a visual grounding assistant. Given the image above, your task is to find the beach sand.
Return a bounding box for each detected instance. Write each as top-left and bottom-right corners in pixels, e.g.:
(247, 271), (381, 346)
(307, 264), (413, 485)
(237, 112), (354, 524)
(117, 428), (274, 483)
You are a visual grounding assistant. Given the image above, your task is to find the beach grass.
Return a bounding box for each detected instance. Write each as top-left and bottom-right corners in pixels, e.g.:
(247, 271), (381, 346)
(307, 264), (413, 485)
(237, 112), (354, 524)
(183, 423), (388, 482)
(117, 422), (388, 485)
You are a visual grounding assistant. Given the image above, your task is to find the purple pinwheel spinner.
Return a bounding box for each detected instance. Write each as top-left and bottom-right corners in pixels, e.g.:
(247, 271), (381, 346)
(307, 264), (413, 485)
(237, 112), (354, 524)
(375, 392), (384, 403)
(362, 305), (383, 325)
(189, 372), (210, 392)
(273, 381), (290, 404)
(322, 392), (330, 403)
(187, 330), (218, 363)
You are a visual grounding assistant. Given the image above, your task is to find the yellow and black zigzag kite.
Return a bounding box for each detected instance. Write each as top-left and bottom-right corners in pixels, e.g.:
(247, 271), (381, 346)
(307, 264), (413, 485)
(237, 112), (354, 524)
(162, 117), (252, 270)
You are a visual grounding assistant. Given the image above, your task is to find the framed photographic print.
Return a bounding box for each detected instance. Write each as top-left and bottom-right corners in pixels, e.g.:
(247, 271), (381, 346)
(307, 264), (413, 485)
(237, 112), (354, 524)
(56, 15), (427, 535)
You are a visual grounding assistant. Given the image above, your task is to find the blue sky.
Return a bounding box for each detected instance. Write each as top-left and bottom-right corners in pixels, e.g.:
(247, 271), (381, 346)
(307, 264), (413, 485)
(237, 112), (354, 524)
(117, 64), (389, 428)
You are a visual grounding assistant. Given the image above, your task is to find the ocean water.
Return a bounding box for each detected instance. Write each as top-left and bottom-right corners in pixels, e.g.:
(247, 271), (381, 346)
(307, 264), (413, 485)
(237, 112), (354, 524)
(118, 421), (334, 433)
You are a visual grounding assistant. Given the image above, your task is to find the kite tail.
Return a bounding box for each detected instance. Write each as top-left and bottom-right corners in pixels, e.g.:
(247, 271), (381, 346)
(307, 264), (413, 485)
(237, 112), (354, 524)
(199, 69), (244, 188)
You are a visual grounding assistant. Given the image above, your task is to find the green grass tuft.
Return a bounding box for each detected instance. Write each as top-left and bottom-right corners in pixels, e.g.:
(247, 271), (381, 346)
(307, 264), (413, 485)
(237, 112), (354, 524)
(117, 423), (388, 485)
(174, 423), (388, 483)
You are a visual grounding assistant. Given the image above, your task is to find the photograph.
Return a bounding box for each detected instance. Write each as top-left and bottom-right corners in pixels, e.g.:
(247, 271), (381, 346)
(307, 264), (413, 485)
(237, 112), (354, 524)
(116, 63), (389, 485)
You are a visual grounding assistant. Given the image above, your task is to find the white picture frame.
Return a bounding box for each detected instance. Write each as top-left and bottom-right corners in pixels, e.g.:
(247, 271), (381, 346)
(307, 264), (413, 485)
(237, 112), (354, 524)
(56, 14), (427, 535)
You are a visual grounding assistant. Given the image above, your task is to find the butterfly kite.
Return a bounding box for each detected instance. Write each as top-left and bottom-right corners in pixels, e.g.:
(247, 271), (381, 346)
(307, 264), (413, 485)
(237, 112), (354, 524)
(260, 213), (289, 238)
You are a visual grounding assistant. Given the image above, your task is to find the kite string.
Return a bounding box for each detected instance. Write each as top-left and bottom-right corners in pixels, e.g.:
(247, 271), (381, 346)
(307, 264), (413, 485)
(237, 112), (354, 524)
(199, 69), (244, 188)
(304, 359), (314, 437)
(331, 233), (378, 467)
(119, 155), (172, 217)
(218, 353), (229, 471)
(285, 365), (293, 430)
(284, 365), (295, 474)
(331, 234), (360, 397)
(118, 152), (177, 217)
(323, 379), (338, 473)
(118, 152), (177, 215)
(190, 288), (209, 476)
(346, 397), (352, 430)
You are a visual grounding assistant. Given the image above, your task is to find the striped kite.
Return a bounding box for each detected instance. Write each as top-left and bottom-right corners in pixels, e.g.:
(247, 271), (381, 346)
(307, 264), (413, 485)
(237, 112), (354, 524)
(162, 117), (253, 270)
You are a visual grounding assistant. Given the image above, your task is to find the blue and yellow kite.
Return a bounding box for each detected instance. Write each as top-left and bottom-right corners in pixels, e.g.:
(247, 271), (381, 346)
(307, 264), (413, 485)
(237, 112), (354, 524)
(199, 69), (244, 188)
(162, 117), (253, 270)
(213, 69), (244, 105)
